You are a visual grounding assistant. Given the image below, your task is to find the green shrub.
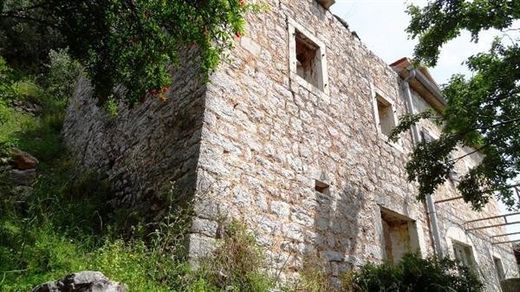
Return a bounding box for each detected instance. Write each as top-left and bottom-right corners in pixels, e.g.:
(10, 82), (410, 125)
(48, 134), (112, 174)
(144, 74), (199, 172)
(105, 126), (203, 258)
(295, 254), (333, 292)
(44, 49), (84, 101)
(197, 220), (274, 291)
(345, 253), (483, 292)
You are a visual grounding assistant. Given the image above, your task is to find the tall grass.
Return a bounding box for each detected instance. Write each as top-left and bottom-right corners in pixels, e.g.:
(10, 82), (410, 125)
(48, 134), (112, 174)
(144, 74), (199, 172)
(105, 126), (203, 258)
(0, 53), (278, 292)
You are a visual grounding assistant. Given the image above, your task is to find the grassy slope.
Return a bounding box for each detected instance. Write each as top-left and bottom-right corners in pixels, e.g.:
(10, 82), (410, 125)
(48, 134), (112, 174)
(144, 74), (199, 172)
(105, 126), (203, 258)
(0, 59), (177, 291)
(0, 55), (280, 292)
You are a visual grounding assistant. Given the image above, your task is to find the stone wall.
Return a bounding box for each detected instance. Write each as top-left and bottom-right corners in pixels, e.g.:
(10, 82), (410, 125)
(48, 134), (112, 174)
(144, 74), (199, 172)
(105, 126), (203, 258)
(63, 49), (206, 220)
(62, 0), (519, 289)
(191, 0), (429, 285)
(188, 0), (518, 288)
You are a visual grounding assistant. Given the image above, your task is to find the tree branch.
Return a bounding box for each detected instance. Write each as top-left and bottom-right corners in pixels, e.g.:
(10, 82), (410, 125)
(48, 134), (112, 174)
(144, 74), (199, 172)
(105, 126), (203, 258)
(0, 12), (58, 28)
(449, 144), (488, 163)
(460, 117), (520, 137)
(483, 182), (520, 194)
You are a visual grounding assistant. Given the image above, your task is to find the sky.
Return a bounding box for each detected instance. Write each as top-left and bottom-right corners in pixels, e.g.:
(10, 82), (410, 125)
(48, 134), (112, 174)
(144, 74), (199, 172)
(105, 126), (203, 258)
(330, 0), (514, 84)
(331, 1), (520, 244)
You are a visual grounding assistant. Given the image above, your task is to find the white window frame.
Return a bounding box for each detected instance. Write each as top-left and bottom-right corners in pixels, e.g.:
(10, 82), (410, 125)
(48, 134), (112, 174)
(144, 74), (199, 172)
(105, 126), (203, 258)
(288, 17), (330, 99)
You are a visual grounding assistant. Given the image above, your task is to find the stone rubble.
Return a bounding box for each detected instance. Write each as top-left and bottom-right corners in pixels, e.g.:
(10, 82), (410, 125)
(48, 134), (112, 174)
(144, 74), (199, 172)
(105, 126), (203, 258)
(32, 271), (127, 292)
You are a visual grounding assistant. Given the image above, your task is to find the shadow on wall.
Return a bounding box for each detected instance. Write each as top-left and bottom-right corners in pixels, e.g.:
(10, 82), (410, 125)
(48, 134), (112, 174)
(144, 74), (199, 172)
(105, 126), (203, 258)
(62, 47), (208, 227)
(304, 181), (367, 287)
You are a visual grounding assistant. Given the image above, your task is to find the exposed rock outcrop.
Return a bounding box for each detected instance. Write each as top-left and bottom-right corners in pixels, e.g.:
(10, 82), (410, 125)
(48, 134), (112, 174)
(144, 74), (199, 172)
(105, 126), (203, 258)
(9, 168), (37, 186)
(32, 271), (127, 292)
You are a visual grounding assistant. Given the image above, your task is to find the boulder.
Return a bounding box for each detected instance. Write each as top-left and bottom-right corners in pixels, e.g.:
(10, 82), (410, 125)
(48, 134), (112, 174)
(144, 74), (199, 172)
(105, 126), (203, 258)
(32, 271), (127, 292)
(10, 168), (37, 186)
(11, 149), (39, 170)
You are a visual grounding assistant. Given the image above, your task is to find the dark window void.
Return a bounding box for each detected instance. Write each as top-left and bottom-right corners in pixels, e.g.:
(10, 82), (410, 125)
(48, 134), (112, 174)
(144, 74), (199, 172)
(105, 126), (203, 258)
(315, 180), (329, 194)
(494, 257), (505, 281)
(376, 95), (395, 137)
(295, 31), (322, 89)
(381, 208), (419, 264)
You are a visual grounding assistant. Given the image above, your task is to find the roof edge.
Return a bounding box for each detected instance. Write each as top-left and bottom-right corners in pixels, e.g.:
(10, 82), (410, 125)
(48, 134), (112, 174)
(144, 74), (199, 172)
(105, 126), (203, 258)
(391, 58), (446, 112)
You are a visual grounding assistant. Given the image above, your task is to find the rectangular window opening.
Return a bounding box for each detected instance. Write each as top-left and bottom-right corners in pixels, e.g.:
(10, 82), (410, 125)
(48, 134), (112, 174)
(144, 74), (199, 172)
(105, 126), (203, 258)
(376, 95), (396, 137)
(295, 30), (322, 89)
(315, 180), (330, 194)
(380, 208), (419, 264)
(452, 241), (476, 269)
(494, 257), (505, 281)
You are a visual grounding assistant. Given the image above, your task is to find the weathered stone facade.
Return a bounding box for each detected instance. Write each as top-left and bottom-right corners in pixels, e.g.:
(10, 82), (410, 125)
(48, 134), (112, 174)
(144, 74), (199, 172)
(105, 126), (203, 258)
(63, 48), (206, 220)
(63, 0), (518, 290)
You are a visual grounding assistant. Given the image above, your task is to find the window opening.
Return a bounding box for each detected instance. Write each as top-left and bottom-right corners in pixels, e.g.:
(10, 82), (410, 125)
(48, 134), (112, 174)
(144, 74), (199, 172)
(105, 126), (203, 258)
(295, 30), (322, 89)
(380, 208), (419, 263)
(494, 257), (505, 281)
(375, 94), (396, 137)
(452, 241), (476, 268)
(315, 180), (330, 194)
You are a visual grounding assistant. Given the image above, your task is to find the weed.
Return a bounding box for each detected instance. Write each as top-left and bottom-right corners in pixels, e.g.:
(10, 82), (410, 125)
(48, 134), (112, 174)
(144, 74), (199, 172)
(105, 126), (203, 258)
(197, 220), (274, 291)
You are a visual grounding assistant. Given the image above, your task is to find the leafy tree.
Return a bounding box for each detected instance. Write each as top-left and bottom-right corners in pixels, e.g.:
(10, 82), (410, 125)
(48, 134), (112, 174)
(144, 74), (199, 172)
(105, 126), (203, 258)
(391, 0), (520, 210)
(0, 0), (253, 104)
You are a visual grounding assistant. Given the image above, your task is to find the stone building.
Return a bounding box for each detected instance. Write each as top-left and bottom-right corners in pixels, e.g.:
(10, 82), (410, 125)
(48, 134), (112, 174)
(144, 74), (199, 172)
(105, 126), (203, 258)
(63, 0), (519, 290)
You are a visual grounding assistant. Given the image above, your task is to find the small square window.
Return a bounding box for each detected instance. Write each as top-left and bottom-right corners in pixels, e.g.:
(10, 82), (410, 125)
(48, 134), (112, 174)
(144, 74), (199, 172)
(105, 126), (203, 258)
(288, 19), (328, 96)
(375, 94), (396, 137)
(295, 31), (321, 89)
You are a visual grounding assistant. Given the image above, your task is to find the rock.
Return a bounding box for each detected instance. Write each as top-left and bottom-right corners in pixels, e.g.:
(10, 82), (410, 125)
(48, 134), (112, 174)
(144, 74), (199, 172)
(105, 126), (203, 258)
(10, 168), (37, 186)
(11, 149), (39, 170)
(32, 271), (127, 292)
(12, 99), (42, 115)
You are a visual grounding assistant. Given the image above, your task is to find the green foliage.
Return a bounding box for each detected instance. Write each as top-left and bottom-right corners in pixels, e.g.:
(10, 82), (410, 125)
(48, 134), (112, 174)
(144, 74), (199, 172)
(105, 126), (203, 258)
(401, 1), (520, 210)
(44, 49), (84, 101)
(195, 220), (274, 291)
(104, 96), (118, 118)
(347, 253), (483, 292)
(295, 254), (333, 292)
(1, 0), (257, 104)
(406, 0), (520, 66)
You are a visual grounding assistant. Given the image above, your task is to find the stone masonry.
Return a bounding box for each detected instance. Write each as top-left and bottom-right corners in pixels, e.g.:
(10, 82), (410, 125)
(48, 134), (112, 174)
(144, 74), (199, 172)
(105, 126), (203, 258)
(63, 0), (519, 290)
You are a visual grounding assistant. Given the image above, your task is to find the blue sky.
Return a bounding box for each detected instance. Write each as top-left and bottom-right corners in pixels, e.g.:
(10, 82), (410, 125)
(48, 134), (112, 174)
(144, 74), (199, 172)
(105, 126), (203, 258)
(331, 1), (520, 244)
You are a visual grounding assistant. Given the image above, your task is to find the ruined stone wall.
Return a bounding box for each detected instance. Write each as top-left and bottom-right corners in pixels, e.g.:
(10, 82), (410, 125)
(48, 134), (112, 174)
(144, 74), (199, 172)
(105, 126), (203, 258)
(190, 0), (432, 285)
(63, 50), (206, 220)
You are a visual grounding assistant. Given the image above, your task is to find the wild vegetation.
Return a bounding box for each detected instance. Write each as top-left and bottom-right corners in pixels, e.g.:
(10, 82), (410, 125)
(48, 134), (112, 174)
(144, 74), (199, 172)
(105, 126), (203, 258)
(0, 51), (279, 291)
(345, 253), (483, 292)
(0, 0), (258, 104)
